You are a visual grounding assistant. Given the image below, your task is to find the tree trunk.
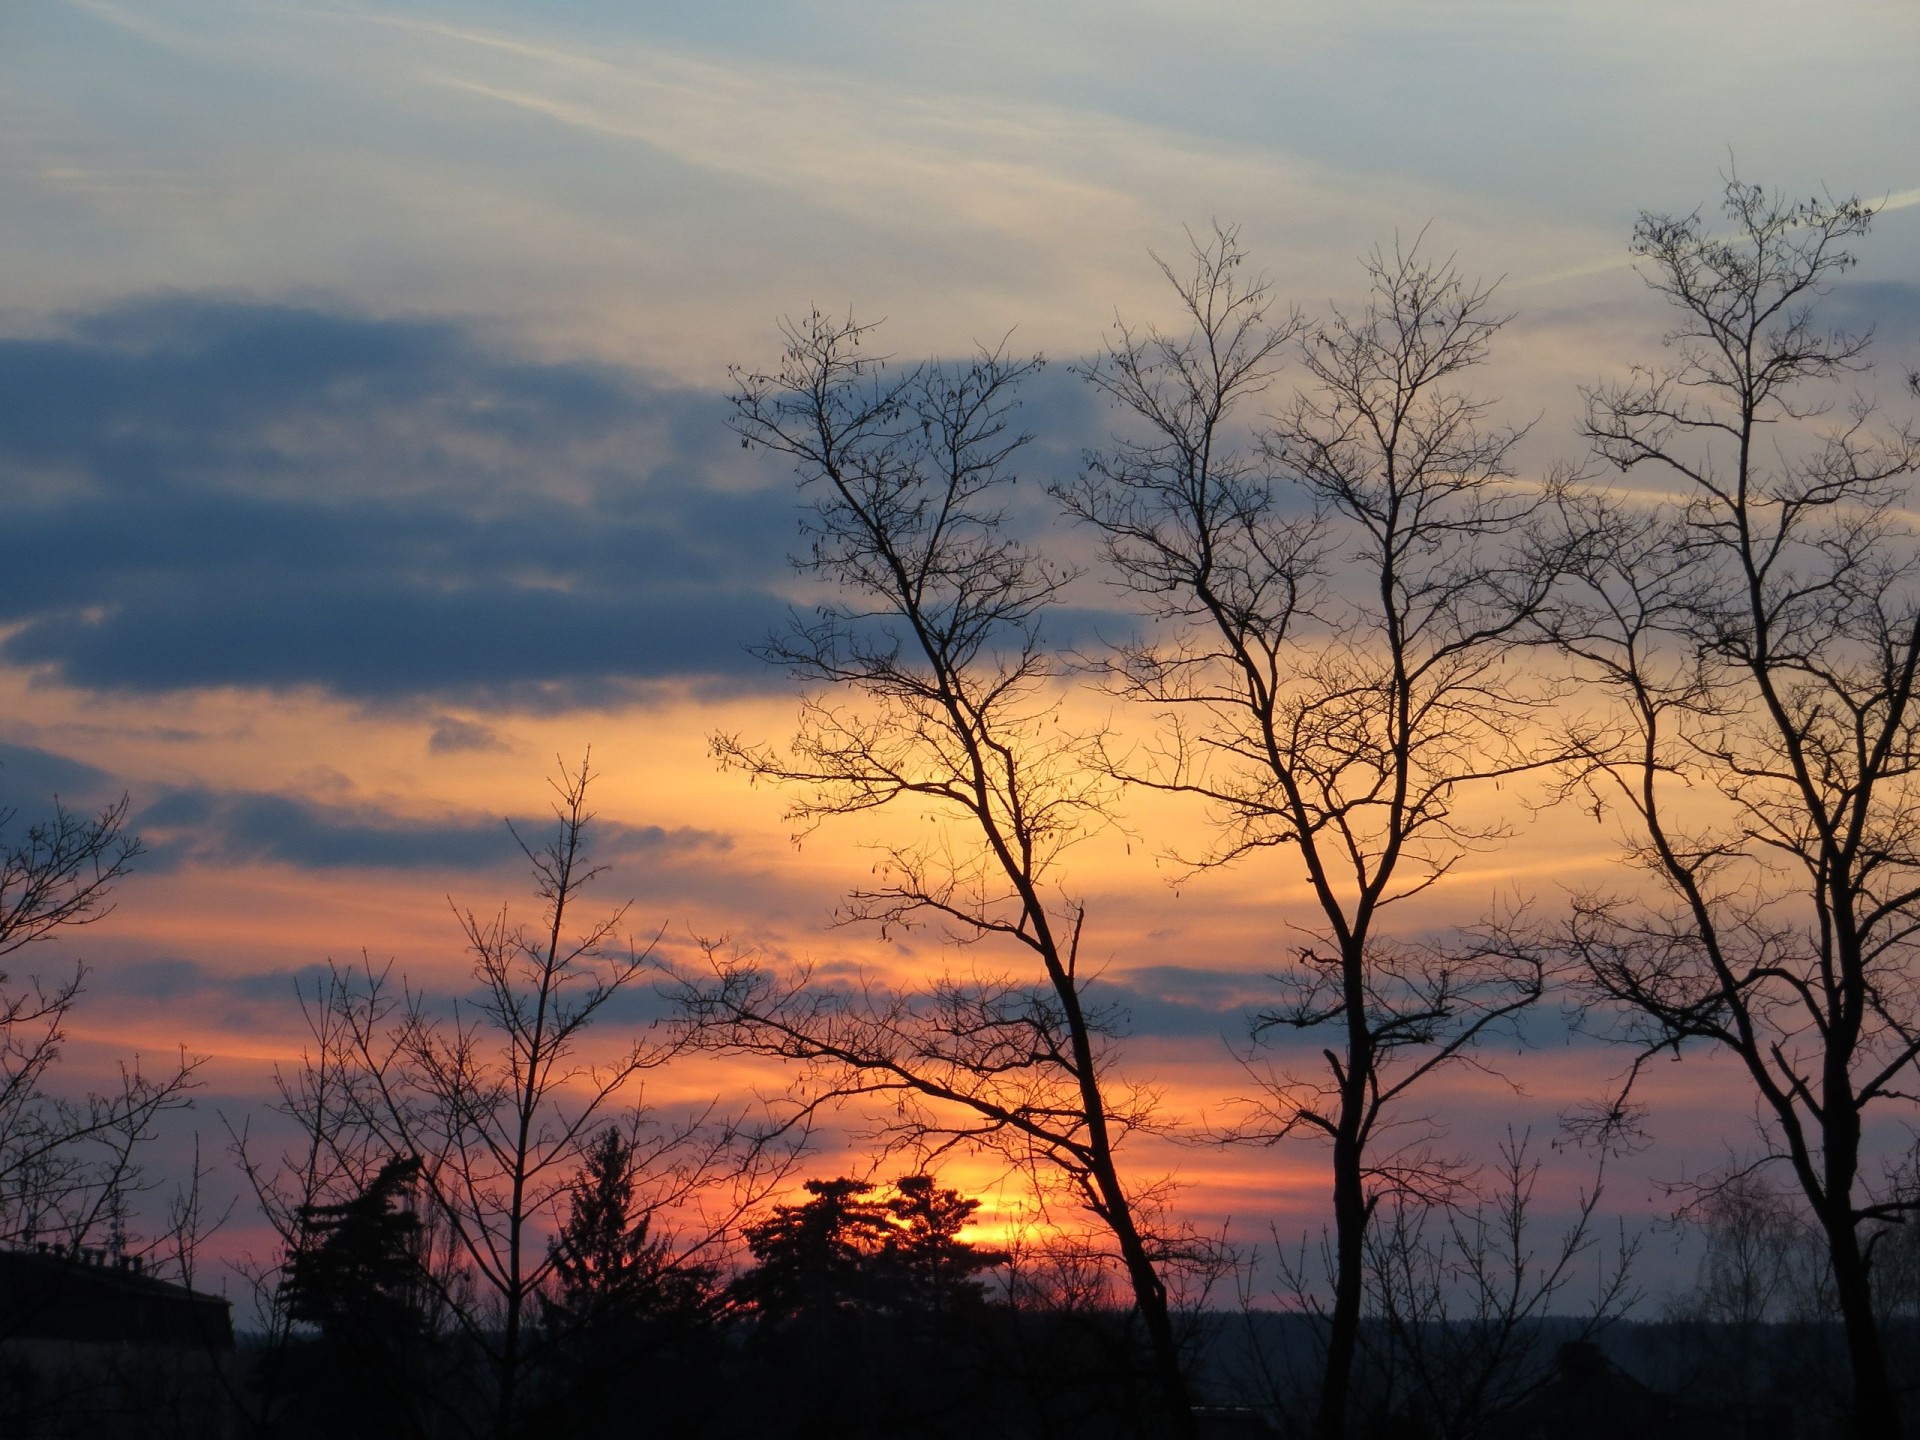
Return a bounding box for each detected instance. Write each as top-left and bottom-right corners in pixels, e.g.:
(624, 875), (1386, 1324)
(1826, 1216), (1898, 1440)
(1090, 1154), (1196, 1440)
(497, 1296), (521, 1440)
(1317, 1127), (1367, 1440)
(1122, 1225), (1198, 1439)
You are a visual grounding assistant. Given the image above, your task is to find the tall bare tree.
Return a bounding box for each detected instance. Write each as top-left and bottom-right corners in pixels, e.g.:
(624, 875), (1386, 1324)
(1548, 177), (1920, 1440)
(284, 757), (776, 1440)
(681, 312), (1200, 1436)
(1061, 230), (1559, 1439)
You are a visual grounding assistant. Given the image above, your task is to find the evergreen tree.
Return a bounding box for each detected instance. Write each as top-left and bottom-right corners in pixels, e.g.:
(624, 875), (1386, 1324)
(535, 1129), (718, 1435)
(540, 1127), (715, 1340)
(727, 1175), (1008, 1438)
(732, 1174), (1006, 1327)
(274, 1156), (443, 1440)
(730, 1177), (893, 1325)
(880, 1174), (1006, 1319)
(282, 1154), (426, 1341)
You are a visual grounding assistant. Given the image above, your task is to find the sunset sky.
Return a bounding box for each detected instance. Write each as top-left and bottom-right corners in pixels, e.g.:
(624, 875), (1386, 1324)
(5, 0), (1920, 1294)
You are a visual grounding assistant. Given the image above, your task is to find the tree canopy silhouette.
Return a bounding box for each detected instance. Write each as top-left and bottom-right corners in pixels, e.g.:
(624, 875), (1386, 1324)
(731, 1173), (1006, 1328)
(732, 1176), (895, 1325)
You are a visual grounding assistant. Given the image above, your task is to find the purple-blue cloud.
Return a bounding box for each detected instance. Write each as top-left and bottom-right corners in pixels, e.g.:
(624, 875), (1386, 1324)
(0, 296), (1128, 710)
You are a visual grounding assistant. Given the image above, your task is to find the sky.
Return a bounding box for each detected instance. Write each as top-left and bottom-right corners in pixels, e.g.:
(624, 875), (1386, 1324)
(3, 0), (1920, 1299)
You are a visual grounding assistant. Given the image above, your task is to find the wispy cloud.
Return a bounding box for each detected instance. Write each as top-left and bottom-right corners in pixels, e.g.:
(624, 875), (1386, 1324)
(1515, 184), (1920, 292)
(26, 0), (1606, 371)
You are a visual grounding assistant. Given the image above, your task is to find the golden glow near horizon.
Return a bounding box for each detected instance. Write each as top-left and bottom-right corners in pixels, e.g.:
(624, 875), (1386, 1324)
(18, 652), (1766, 1275)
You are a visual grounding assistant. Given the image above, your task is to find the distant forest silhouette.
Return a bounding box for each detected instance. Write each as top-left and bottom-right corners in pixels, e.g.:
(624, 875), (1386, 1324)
(5, 177), (1920, 1439)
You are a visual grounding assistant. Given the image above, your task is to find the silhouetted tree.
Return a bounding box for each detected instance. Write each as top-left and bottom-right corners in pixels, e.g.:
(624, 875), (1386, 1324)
(282, 1153), (428, 1342)
(0, 793), (137, 962)
(1353, 1132), (1638, 1440)
(228, 963), (431, 1440)
(1545, 176), (1920, 1440)
(1061, 229), (1557, 1439)
(721, 1174), (1014, 1439)
(1, 789), (199, 1258)
(329, 757), (659, 1437)
(542, 1126), (717, 1337)
(282, 757), (786, 1440)
(1684, 1170), (1816, 1333)
(880, 1173), (1007, 1322)
(269, 1153), (464, 1440)
(732, 1177), (894, 1326)
(733, 1172), (1005, 1329)
(1661, 1168), (1827, 1412)
(535, 1127), (718, 1434)
(684, 314), (1200, 1435)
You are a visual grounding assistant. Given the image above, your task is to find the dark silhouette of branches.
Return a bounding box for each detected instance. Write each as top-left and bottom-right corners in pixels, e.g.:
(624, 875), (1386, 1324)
(1544, 175), (1920, 1440)
(1357, 1132), (1639, 1440)
(1062, 227), (1560, 1439)
(244, 757), (791, 1440)
(1, 794), (139, 961)
(678, 311), (1202, 1436)
(0, 790), (199, 1261)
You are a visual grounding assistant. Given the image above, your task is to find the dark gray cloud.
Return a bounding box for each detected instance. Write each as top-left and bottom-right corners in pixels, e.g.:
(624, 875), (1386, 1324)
(1087, 964), (1268, 1040)
(0, 740), (123, 832)
(0, 296), (803, 707)
(0, 739), (114, 804)
(96, 952), (681, 1033)
(427, 715), (508, 754)
(1100, 984), (1245, 1039)
(0, 295), (1131, 709)
(109, 955), (315, 1004)
(133, 782), (729, 874)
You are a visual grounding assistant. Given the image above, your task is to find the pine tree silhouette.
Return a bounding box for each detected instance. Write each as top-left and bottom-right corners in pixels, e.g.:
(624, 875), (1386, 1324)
(731, 1177), (893, 1326)
(541, 1127), (714, 1340)
(282, 1155), (426, 1341)
(534, 1129), (717, 1434)
(880, 1174), (1007, 1322)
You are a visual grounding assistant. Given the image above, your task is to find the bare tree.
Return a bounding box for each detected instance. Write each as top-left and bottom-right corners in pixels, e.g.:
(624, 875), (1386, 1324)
(1869, 1140), (1920, 1418)
(679, 312), (1201, 1436)
(1356, 1132), (1638, 1440)
(226, 962), (444, 1439)
(1657, 1166), (1830, 1412)
(1060, 229), (1560, 1439)
(1675, 1168), (1816, 1334)
(1547, 176), (1920, 1440)
(274, 757), (778, 1440)
(0, 790), (200, 1261)
(1, 793), (138, 962)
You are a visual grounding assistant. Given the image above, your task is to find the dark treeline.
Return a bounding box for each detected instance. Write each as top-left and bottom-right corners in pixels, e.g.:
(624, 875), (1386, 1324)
(4, 176), (1920, 1439)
